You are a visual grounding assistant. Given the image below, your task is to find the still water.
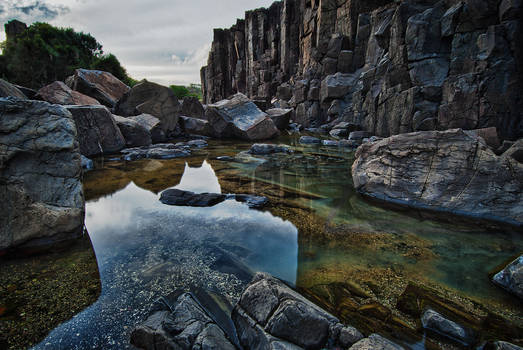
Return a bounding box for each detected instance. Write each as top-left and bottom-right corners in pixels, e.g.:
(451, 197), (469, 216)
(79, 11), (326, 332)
(26, 137), (523, 349)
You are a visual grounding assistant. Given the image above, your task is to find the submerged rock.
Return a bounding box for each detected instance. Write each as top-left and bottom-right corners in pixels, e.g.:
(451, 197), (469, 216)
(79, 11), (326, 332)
(352, 129), (523, 226)
(249, 143), (292, 155)
(492, 255), (523, 299)
(0, 98), (84, 251)
(160, 189), (226, 207)
(299, 136), (321, 144)
(231, 194), (269, 209)
(37, 81), (100, 106)
(66, 69), (130, 108)
(421, 309), (475, 345)
(205, 93), (279, 141)
(122, 144), (190, 161)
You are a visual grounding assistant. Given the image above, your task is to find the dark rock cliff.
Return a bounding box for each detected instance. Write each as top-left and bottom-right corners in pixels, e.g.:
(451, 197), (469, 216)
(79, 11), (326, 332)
(201, 0), (522, 140)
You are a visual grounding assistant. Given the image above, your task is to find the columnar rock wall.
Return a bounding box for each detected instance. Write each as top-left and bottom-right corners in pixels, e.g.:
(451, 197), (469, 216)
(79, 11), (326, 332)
(201, 0), (522, 140)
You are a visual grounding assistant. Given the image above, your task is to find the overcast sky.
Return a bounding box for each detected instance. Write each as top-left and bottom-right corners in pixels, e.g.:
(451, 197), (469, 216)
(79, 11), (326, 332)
(0, 0), (275, 86)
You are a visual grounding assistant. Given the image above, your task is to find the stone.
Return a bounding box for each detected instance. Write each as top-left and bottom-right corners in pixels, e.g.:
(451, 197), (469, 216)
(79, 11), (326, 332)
(339, 139), (360, 148)
(121, 144), (190, 161)
(338, 50), (354, 73)
(299, 136), (321, 144)
(266, 108), (292, 131)
(65, 105), (126, 157)
(128, 114), (166, 144)
(349, 131), (372, 141)
(205, 93), (279, 141)
(349, 334), (405, 350)
(249, 144), (292, 155)
(0, 79), (27, 99)
(0, 98), (84, 251)
(277, 83), (293, 101)
(186, 139), (208, 148)
(160, 189), (226, 207)
(352, 129), (523, 226)
(320, 73), (356, 103)
(499, 0), (522, 21)
(492, 255), (523, 299)
(421, 309), (475, 344)
(66, 69), (130, 108)
(14, 85), (37, 99)
(179, 116), (212, 137)
(181, 96), (205, 119)
(487, 341), (523, 350)
(113, 115), (152, 148)
(441, 3), (463, 37)
(37, 81), (100, 106)
(232, 194), (269, 209)
(464, 127), (500, 150)
(322, 140), (340, 146)
(338, 326), (364, 348)
(408, 58), (449, 87)
(80, 155), (94, 171)
(115, 81), (181, 137)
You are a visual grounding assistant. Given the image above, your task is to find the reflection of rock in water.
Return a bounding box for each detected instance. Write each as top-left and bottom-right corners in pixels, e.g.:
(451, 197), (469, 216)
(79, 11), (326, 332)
(0, 234), (101, 350)
(175, 160), (221, 194)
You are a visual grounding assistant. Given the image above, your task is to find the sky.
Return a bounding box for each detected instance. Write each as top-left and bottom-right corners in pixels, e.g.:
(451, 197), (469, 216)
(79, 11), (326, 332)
(0, 0), (275, 86)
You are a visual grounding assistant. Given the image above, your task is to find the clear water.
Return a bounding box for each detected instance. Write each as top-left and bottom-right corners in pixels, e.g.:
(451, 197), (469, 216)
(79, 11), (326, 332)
(28, 137), (523, 349)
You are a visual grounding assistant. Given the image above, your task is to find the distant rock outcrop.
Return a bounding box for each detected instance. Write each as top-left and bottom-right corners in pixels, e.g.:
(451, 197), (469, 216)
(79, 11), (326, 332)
(0, 98), (84, 252)
(201, 0), (522, 140)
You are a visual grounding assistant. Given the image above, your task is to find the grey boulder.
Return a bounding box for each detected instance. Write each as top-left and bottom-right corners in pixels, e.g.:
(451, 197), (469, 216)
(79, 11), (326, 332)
(66, 69), (130, 108)
(121, 144), (190, 161)
(128, 114), (167, 144)
(349, 334), (404, 350)
(0, 78), (27, 99)
(492, 255), (523, 300)
(113, 115), (152, 147)
(266, 108), (292, 131)
(179, 116), (212, 137)
(36, 81), (100, 106)
(249, 144), (292, 155)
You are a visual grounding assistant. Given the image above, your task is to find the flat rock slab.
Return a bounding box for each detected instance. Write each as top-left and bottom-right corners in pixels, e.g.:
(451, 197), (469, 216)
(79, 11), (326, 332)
(352, 129), (523, 227)
(160, 189), (226, 207)
(493, 255), (523, 300)
(37, 81), (100, 106)
(121, 144), (190, 161)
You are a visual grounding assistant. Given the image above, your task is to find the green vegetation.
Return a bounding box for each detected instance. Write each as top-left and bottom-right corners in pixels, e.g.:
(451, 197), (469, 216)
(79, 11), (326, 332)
(169, 83), (202, 100)
(0, 21), (136, 89)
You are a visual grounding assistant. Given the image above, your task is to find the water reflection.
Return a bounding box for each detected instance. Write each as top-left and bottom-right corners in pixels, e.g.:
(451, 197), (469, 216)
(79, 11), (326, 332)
(34, 158), (298, 349)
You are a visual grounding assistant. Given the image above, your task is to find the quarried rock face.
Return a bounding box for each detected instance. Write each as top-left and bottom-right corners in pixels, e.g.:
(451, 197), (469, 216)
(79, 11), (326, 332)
(0, 78), (27, 99)
(66, 69), (130, 108)
(205, 93), (279, 140)
(37, 81), (100, 106)
(0, 97), (84, 251)
(66, 105), (126, 157)
(352, 129), (523, 226)
(202, 0), (522, 141)
(115, 81), (181, 137)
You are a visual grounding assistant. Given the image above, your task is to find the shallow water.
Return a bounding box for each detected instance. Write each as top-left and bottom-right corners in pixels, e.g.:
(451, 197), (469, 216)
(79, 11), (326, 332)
(11, 137), (523, 349)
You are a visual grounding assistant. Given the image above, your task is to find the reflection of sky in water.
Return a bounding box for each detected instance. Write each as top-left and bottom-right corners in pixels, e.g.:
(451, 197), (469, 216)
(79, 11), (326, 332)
(34, 159), (298, 349)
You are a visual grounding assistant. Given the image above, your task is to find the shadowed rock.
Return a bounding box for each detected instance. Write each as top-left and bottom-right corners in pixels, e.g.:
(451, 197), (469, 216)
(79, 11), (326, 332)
(66, 69), (130, 108)
(37, 81), (100, 106)
(160, 189), (226, 207)
(493, 255), (523, 300)
(113, 115), (152, 147)
(0, 78), (27, 99)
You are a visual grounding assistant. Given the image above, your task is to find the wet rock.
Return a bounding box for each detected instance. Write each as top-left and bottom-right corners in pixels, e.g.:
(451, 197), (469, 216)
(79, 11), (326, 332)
(36, 81), (100, 106)
(232, 194), (269, 209)
(249, 144), (292, 155)
(0, 78), (27, 99)
(349, 334), (405, 350)
(179, 116), (212, 137)
(421, 309), (476, 344)
(66, 105), (126, 157)
(299, 136), (321, 144)
(352, 129), (523, 226)
(205, 93), (279, 141)
(492, 255), (523, 299)
(181, 96), (205, 119)
(122, 144), (190, 161)
(131, 293), (235, 350)
(0, 98), (84, 251)
(113, 115), (152, 147)
(266, 108), (292, 131)
(216, 156), (235, 162)
(66, 69), (130, 108)
(322, 140), (340, 147)
(128, 114), (166, 144)
(81, 155), (94, 171)
(160, 189), (226, 207)
(115, 81), (181, 136)
(186, 139), (208, 148)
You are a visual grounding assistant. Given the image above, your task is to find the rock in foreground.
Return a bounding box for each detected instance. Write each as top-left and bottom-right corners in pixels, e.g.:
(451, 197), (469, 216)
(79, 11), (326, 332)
(205, 93), (279, 141)
(352, 129), (523, 227)
(0, 98), (84, 251)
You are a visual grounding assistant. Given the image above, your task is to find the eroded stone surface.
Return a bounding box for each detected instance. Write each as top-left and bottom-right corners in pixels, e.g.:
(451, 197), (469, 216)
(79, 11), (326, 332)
(66, 69), (130, 108)
(37, 81), (100, 106)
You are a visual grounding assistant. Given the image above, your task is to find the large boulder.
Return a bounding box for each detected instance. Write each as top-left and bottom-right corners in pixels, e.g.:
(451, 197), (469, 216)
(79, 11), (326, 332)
(127, 114), (167, 143)
(0, 79), (27, 99)
(181, 96), (205, 119)
(266, 108), (292, 131)
(205, 93), (279, 141)
(0, 98), (84, 251)
(65, 105), (126, 157)
(232, 273), (364, 349)
(115, 81), (181, 136)
(66, 69), (130, 108)
(113, 115), (152, 147)
(352, 129), (523, 226)
(37, 81), (100, 106)
(179, 116), (212, 137)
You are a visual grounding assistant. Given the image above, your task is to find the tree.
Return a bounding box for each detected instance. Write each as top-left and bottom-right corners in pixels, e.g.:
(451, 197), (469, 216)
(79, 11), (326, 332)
(91, 54), (137, 86)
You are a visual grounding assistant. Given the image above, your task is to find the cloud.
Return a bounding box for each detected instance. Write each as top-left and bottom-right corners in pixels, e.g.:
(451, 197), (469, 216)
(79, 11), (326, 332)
(0, 0), (69, 23)
(1, 0), (275, 85)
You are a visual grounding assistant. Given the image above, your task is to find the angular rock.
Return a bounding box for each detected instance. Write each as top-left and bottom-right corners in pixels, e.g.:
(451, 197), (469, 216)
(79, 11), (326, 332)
(160, 189), (226, 207)
(80, 155), (94, 171)
(249, 144), (292, 155)
(115, 81), (181, 136)
(464, 127), (500, 150)
(492, 255), (523, 299)
(232, 194), (269, 209)
(128, 114), (166, 144)
(352, 129), (523, 226)
(113, 115), (152, 148)
(14, 85), (37, 100)
(0, 98), (84, 251)
(349, 131), (372, 141)
(266, 108), (292, 131)
(181, 96), (205, 119)
(66, 105), (126, 157)
(0, 79), (27, 99)
(421, 309), (475, 344)
(37, 81), (100, 106)
(487, 341), (523, 350)
(179, 116), (212, 137)
(121, 144), (190, 161)
(299, 136), (321, 144)
(205, 93), (279, 141)
(66, 69), (130, 108)
(349, 334), (405, 350)
(320, 73), (356, 103)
